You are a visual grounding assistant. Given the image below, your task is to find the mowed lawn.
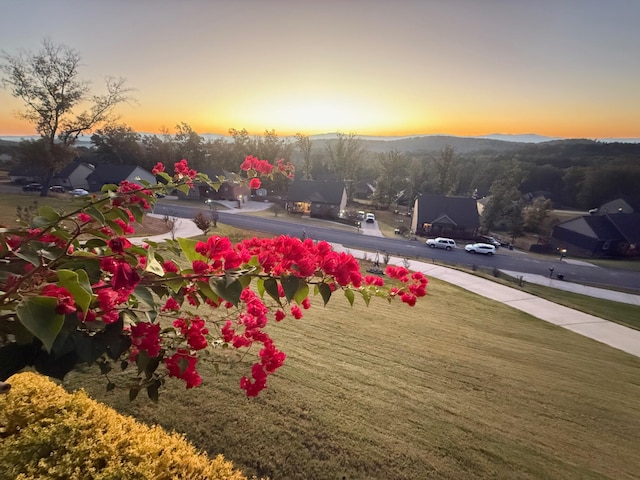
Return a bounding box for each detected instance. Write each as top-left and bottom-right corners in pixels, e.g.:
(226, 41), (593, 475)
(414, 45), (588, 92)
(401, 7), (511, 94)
(66, 277), (640, 480)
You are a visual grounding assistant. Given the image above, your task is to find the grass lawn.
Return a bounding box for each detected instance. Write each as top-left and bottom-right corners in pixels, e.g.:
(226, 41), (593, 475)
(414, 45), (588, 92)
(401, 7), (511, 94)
(65, 277), (640, 480)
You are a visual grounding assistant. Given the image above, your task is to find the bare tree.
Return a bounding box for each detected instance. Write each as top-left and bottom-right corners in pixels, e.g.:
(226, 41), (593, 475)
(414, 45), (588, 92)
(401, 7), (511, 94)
(295, 132), (313, 180)
(326, 132), (363, 200)
(1, 39), (132, 195)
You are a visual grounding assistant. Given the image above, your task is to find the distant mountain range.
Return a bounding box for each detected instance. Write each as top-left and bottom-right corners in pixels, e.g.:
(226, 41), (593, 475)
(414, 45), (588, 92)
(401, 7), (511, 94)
(1, 133), (638, 156)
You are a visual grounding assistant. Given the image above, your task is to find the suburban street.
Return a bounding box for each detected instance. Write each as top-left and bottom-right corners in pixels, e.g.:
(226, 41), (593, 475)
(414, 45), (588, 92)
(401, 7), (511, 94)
(153, 201), (640, 293)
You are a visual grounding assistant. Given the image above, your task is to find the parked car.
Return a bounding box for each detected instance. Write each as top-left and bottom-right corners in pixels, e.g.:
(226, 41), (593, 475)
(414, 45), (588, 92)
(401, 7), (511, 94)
(477, 235), (501, 248)
(70, 188), (89, 197)
(465, 243), (496, 255)
(425, 237), (457, 250)
(49, 185), (66, 193)
(365, 213), (376, 223)
(22, 182), (42, 192)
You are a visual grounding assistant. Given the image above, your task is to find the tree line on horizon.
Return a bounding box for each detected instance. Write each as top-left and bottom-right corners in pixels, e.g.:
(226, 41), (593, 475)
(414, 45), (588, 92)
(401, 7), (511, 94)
(2, 38), (639, 239)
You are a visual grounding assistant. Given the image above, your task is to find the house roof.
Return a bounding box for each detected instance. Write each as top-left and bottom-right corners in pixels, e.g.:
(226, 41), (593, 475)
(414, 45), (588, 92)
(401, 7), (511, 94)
(56, 159), (94, 177)
(287, 180), (346, 204)
(554, 213), (640, 243)
(416, 194), (480, 228)
(598, 197), (640, 214)
(606, 213), (640, 243)
(86, 165), (140, 184)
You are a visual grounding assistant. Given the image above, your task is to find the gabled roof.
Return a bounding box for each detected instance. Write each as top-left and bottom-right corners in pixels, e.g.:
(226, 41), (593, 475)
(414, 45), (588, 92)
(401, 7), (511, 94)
(554, 213), (640, 242)
(606, 213), (640, 243)
(86, 165), (140, 184)
(416, 194), (480, 227)
(287, 180), (346, 204)
(57, 159), (94, 177)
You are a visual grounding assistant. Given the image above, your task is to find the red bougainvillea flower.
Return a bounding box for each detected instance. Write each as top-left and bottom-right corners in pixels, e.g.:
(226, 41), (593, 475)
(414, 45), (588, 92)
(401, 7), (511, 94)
(152, 162), (165, 174)
(165, 349), (202, 388)
(290, 304), (303, 319)
(173, 316), (209, 351)
(108, 236), (132, 254)
(41, 285), (76, 315)
(240, 363), (268, 397)
(162, 297), (181, 312)
(130, 322), (162, 359)
(249, 177), (261, 189)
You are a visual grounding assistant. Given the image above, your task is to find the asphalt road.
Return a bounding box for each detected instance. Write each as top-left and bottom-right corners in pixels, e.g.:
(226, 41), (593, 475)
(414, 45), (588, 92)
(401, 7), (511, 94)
(153, 202), (640, 293)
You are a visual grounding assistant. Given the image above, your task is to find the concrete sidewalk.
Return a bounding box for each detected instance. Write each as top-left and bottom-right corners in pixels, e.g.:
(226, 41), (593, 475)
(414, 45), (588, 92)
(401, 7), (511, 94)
(134, 215), (640, 359)
(330, 245), (640, 359)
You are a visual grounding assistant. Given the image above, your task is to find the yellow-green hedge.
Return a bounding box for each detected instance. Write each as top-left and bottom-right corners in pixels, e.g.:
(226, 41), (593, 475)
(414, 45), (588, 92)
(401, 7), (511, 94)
(0, 372), (246, 480)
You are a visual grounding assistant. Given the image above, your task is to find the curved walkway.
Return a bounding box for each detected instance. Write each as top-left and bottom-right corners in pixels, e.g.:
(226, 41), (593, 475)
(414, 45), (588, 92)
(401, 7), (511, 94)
(135, 209), (640, 359)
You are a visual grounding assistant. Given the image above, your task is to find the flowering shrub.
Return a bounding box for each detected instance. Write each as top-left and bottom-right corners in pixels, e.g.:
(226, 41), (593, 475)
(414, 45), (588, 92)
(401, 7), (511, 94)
(0, 372), (247, 479)
(0, 156), (427, 400)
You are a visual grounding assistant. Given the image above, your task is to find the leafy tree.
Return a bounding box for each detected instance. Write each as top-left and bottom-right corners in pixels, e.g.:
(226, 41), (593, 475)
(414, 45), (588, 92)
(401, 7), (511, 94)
(481, 161), (524, 232)
(295, 133), (313, 180)
(373, 150), (409, 208)
(326, 133), (364, 200)
(0, 39), (131, 196)
(431, 144), (458, 195)
(174, 122), (205, 169)
(523, 197), (553, 233)
(90, 123), (142, 165)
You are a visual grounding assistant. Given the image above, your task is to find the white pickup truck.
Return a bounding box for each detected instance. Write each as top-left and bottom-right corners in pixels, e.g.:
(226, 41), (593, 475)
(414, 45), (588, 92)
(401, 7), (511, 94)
(425, 237), (457, 251)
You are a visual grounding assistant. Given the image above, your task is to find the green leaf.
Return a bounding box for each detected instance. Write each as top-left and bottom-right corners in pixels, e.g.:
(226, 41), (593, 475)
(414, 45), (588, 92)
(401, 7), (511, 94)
(293, 282), (309, 305)
(176, 183), (191, 195)
(129, 204), (144, 224)
(101, 183), (119, 193)
(84, 206), (106, 225)
(37, 205), (61, 223)
(317, 283), (332, 306)
(344, 289), (355, 307)
(177, 237), (207, 263)
(196, 280), (219, 303)
(281, 275), (300, 302)
(178, 357), (189, 375)
(147, 380), (161, 403)
(212, 278), (243, 306)
(129, 387), (140, 401)
(133, 286), (155, 307)
(144, 253), (165, 277)
(31, 216), (54, 228)
(16, 296), (64, 352)
(57, 269), (94, 314)
(106, 382), (116, 392)
(263, 278), (281, 305)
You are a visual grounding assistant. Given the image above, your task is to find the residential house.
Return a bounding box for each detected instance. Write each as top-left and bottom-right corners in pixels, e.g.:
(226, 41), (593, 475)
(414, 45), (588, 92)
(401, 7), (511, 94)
(411, 194), (480, 239)
(86, 165), (155, 192)
(176, 168), (250, 202)
(286, 180), (347, 219)
(595, 197), (639, 215)
(353, 180), (376, 200)
(551, 212), (640, 257)
(52, 160), (95, 190)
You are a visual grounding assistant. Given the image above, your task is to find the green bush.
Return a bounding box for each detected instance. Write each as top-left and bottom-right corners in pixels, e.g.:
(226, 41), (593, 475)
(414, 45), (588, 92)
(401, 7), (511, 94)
(0, 372), (246, 480)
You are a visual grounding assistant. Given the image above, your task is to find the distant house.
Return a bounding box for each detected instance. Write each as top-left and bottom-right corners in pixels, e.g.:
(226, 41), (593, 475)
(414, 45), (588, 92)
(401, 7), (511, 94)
(353, 180), (376, 200)
(411, 194), (480, 239)
(551, 212), (640, 257)
(286, 180), (347, 219)
(176, 168), (250, 202)
(86, 165), (155, 192)
(52, 160), (95, 190)
(0, 153), (13, 163)
(595, 197), (639, 215)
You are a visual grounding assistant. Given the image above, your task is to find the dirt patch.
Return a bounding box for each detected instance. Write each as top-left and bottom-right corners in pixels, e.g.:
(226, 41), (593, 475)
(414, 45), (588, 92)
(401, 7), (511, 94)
(133, 215), (170, 237)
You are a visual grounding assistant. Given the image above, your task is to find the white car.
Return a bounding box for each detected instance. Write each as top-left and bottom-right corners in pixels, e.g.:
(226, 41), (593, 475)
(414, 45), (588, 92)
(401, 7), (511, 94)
(365, 213), (376, 223)
(465, 243), (496, 255)
(426, 237), (456, 250)
(70, 188), (89, 197)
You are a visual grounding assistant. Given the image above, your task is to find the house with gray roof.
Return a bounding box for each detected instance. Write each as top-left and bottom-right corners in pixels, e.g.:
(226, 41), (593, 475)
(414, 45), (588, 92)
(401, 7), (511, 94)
(86, 165), (155, 192)
(52, 159), (95, 190)
(411, 194), (480, 239)
(551, 212), (640, 257)
(286, 180), (347, 219)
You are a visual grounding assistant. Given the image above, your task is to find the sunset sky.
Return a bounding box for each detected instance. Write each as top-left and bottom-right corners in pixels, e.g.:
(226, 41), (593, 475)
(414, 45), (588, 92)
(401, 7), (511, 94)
(1, 0), (639, 139)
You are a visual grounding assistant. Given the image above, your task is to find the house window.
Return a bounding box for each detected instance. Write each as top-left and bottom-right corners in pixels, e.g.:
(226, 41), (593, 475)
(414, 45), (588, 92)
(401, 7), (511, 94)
(422, 223), (432, 232)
